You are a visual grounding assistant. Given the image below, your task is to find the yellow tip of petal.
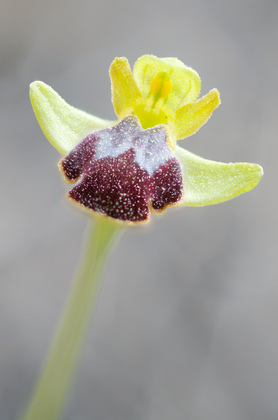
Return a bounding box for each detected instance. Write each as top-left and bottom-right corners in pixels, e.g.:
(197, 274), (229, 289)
(109, 57), (142, 118)
(175, 88), (221, 140)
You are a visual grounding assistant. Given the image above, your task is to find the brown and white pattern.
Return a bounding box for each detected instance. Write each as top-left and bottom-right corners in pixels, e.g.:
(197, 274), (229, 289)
(59, 116), (184, 222)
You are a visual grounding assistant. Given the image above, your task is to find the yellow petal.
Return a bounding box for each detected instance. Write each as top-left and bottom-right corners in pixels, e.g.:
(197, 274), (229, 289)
(133, 55), (201, 111)
(175, 89), (221, 140)
(30, 81), (114, 155)
(175, 145), (263, 206)
(109, 57), (142, 118)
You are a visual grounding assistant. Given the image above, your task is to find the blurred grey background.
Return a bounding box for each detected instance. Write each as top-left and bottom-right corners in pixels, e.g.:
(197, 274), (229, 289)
(0, 0), (277, 419)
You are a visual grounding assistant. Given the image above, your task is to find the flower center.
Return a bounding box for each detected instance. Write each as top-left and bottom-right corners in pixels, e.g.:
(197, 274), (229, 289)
(131, 72), (176, 149)
(149, 71), (172, 107)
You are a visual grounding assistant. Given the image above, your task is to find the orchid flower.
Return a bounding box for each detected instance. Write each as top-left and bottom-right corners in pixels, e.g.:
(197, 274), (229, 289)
(24, 56), (263, 420)
(30, 55), (263, 223)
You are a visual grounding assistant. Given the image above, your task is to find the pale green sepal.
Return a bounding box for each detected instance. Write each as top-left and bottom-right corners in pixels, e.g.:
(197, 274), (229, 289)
(175, 145), (263, 206)
(30, 81), (115, 155)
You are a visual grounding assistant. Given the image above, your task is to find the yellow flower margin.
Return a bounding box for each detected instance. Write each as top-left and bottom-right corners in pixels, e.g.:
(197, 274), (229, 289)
(30, 54), (263, 209)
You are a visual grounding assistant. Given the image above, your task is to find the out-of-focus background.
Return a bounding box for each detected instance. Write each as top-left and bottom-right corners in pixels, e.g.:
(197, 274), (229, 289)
(1, 0), (277, 419)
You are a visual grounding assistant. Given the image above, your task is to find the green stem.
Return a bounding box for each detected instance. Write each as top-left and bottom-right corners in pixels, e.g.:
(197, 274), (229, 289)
(23, 217), (122, 420)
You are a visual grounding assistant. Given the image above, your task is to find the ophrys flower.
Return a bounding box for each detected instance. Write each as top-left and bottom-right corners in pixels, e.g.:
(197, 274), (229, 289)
(30, 55), (263, 222)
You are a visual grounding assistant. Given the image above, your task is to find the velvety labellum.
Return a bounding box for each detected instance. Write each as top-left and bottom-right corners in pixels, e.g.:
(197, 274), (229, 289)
(59, 116), (184, 222)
